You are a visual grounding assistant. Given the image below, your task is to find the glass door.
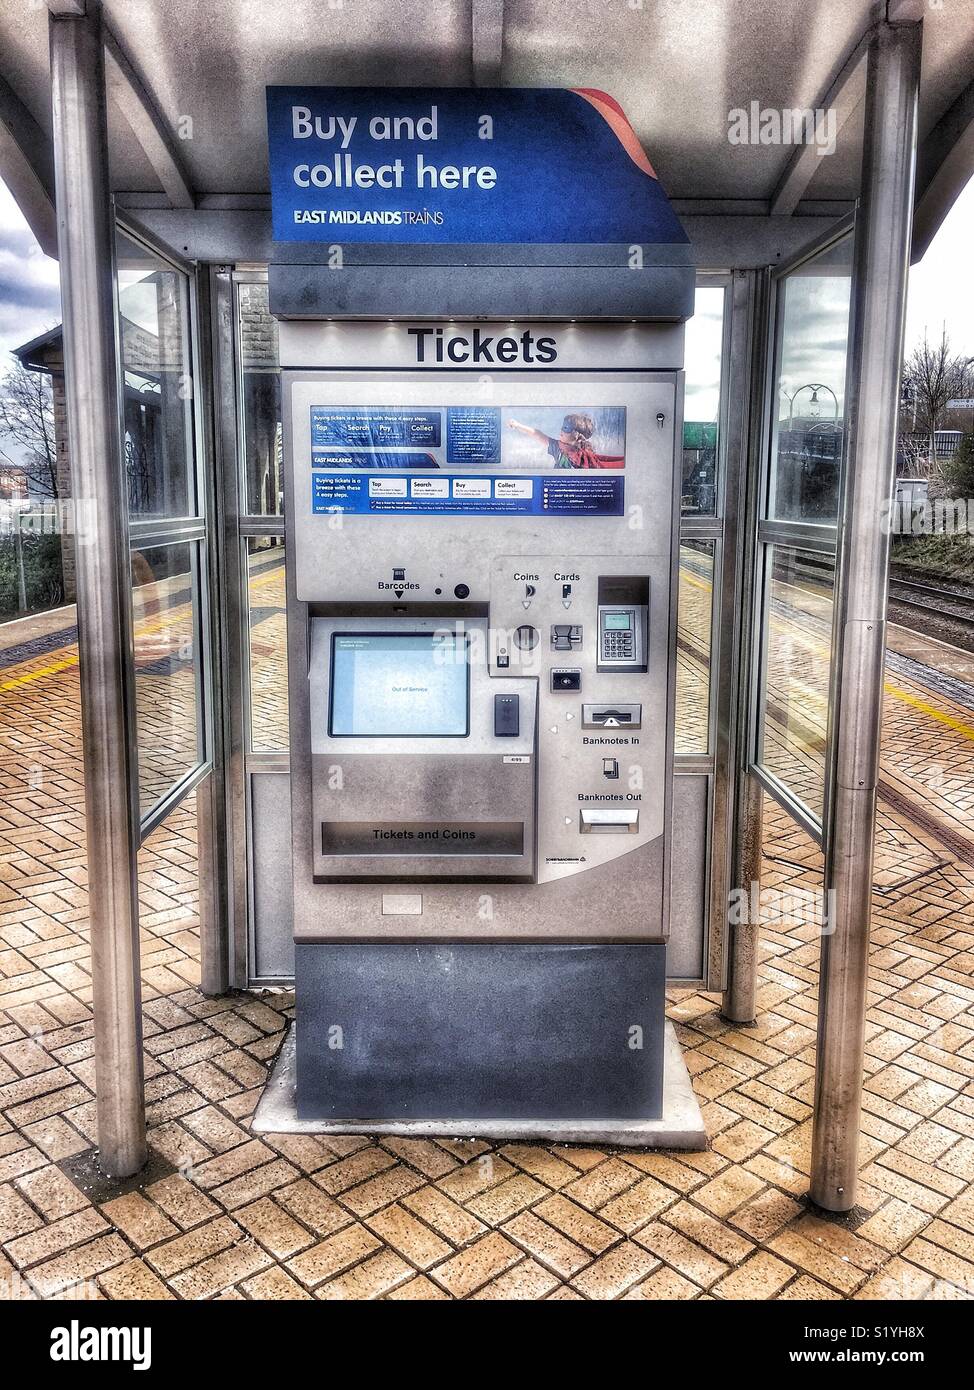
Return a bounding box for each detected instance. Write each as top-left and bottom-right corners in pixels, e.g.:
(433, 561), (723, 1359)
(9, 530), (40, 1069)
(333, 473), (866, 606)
(117, 225), (213, 837)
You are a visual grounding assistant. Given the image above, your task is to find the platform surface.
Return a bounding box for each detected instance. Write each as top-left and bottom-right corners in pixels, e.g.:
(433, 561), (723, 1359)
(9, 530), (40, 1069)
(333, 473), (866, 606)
(3, 583), (974, 1300)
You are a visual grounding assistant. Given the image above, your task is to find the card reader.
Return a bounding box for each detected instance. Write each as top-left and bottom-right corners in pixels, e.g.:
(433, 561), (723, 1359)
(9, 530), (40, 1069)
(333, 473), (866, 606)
(493, 692), (520, 737)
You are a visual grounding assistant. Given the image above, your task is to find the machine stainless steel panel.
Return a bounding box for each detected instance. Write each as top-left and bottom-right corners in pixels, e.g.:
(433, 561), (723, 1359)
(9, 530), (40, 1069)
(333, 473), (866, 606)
(668, 774), (710, 980)
(288, 371), (674, 603)
(250, 771), (295, 979)
(308, 614), (537, 881)
(283, 328), (679, 945)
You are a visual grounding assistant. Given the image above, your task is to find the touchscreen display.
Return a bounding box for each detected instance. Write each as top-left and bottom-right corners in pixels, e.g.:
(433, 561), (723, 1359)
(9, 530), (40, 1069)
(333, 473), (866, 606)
(329, 633), (469, 737)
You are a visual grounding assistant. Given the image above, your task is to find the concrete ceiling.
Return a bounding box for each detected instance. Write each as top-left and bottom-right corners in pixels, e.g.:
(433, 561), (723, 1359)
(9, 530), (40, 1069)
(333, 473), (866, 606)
(1, 0), (972, 262)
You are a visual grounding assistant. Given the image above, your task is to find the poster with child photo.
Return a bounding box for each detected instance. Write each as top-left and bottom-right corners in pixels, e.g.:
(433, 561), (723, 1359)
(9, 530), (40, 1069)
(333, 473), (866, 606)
(503, 407), (626, 470)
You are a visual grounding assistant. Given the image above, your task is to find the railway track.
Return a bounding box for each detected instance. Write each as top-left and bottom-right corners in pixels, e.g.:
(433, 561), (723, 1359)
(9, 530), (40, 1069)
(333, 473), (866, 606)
(886, 574), (974, 625)
(779, 552), (974, 648)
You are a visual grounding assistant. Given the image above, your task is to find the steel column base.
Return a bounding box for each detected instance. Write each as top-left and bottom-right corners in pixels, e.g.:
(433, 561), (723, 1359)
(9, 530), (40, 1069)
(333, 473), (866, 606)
(723, 777), (763, 1025)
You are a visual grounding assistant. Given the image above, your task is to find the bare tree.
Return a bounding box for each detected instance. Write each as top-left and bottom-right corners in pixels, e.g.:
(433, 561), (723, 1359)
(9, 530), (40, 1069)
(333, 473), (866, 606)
(0, 361), (58, 498)
(897, 432), (929, 477)
(901, 330), (971, 478)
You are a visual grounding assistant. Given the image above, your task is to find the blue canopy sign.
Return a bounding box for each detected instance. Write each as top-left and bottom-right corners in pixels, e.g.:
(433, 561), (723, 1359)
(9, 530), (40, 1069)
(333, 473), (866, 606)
(266, 86), (687, 246)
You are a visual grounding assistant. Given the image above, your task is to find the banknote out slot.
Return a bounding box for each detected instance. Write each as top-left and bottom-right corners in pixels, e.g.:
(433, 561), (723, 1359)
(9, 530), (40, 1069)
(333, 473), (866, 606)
(579, 809), (639, 834)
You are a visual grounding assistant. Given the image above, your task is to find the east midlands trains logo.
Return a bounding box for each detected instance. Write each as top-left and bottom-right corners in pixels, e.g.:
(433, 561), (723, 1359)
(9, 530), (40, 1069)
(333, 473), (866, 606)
(294, 209), (444, 226)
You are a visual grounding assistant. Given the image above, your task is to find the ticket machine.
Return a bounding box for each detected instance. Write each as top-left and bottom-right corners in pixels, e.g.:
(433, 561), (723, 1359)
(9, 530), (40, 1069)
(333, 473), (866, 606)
(267, 86), (704, 1143)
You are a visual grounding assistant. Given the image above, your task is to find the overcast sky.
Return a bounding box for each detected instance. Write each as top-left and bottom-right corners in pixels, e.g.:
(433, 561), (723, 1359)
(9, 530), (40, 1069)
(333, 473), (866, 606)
(0, 180), (60, 358)
(905, 173), (974, 357)
(684, 176), (974, 423)
(1, 170), (972, 373)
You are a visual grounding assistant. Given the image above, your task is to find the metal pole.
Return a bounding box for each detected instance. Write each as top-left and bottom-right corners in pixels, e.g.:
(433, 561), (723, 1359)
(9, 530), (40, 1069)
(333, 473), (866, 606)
(197, 769), (229, 997)
(723, 774), (762, 1024)
(194, 268), (232, 998)
(50, 2), (146, 1177)
(14, 518), (27, 612)
(721, 269), (771, 1017)
(810, 20), (921, 1213)
(209, 267), (249, 990)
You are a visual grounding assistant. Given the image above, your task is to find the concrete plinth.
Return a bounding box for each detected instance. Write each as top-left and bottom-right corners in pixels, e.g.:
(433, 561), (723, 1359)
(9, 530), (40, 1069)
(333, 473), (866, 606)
(252, 1022), (708, 1150)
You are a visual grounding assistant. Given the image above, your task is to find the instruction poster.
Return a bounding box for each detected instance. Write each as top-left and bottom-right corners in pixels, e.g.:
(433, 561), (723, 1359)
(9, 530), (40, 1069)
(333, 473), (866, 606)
(310, 404), (627, 516)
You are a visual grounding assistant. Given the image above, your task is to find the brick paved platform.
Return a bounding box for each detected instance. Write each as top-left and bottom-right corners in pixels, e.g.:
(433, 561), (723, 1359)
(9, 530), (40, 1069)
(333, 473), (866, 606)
(1, 600), (973, 1300)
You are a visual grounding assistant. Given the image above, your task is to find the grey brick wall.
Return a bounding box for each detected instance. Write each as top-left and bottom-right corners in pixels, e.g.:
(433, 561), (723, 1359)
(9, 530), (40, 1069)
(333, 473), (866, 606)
(238, 282), (280, 370)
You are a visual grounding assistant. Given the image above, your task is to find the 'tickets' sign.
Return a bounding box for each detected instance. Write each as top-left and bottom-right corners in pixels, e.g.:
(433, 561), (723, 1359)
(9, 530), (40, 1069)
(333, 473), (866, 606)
(265, 87), (688, 246)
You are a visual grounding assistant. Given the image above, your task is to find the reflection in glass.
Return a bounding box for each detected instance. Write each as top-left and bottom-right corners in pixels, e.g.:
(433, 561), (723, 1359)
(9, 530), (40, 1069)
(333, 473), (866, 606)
(248, 538), (288, 751)
(759, 546), (834, 819)
(116, 233), (196, 520)
(676, 542), (714, 754)
(675, 542), (716, 756)
(238, 283), (283, 516)
(682, 286), (724, 516)
(769, 237), (852, 523)
(131, 543), (202, 815)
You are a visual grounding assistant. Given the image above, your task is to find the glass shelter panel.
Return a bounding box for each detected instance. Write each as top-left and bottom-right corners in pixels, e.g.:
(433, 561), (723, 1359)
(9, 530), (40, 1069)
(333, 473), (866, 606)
(238, 282), (283, 517)
(247, 537), (289, 752)
(116, 232), (198, 521)
(758, 546), (834, 821)
(131, 542), (203, 817)
(682, 286), (724, 517)
(675, 540), (714, 755)
(768, 236), (852, 524)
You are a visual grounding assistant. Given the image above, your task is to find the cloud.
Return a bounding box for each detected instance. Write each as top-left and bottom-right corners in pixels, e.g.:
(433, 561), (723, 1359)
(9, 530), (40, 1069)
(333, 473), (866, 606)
(685, 286), (724, 421)
(0, 179), (61, 360)
(906, 175), (974, 358)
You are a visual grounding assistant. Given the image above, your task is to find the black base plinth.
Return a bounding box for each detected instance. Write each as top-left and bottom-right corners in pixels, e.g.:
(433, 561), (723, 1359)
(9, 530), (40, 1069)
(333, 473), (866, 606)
(295, 942), (665, 1122)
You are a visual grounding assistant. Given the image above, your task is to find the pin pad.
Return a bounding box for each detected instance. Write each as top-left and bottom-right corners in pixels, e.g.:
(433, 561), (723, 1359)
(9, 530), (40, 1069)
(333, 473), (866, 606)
(596, 576), (649, 673)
